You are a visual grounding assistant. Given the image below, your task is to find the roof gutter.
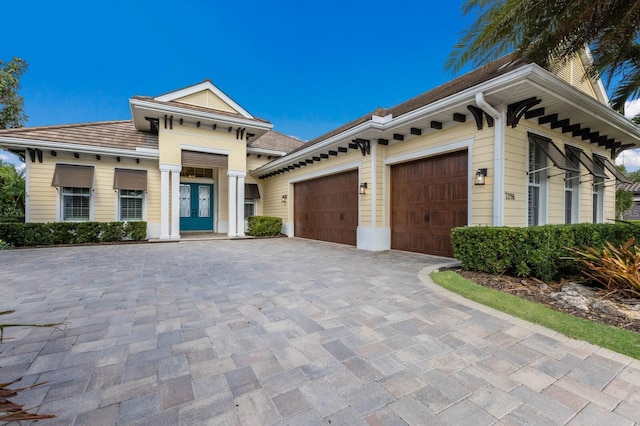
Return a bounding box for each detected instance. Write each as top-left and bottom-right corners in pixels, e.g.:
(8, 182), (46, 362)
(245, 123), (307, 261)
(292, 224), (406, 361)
(475, 92), (504, 226)
(0, 137), (160, 160)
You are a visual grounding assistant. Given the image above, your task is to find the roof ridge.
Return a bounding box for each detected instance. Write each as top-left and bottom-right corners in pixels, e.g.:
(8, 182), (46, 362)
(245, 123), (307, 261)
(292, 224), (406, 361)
(0, 120), (133, 133)
(268, 129), (303, 142)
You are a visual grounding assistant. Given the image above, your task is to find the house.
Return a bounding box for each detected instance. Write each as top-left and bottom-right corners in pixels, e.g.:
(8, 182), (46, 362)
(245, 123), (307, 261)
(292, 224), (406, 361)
(1, 54), (639, 257)
(622, 182), (640, 221)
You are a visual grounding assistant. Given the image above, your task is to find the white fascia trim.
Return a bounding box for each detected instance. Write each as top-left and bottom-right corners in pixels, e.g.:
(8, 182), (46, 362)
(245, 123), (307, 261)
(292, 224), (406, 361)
(255, 120), (375, 174)
(130, 99), (272, 131)
(154, 81), (254, 119)
(0, 137), (159, 159)
(180, 144), (230, 156)
(383, 65), (539, 131)
(136, 147), (160, 155)
(384, 139), (473, 165)
(287, 161), (362, 184)
(527, 67), (640, 142)
(159, 163), (182, 173)
(256, 65), (540, 176)
(228, 169), (246, 178)
(247, 147), (287, 157)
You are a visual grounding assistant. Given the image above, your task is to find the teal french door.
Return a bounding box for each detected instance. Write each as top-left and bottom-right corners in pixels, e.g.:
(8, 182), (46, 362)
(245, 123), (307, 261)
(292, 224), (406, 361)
(179, 183), (214, 231)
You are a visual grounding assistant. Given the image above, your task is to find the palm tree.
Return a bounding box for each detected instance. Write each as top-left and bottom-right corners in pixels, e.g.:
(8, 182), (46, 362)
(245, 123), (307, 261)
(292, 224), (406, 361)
(446, 0), (640, 119)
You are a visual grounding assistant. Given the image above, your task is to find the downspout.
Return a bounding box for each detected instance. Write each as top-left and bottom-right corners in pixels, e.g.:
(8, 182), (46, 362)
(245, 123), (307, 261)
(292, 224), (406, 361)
(475, 93), (504, 226)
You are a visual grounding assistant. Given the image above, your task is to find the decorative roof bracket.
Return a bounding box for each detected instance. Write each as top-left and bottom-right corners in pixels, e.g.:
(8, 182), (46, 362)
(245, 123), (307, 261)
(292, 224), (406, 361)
(467, 105), (494, 130)
(353, 138), (371, 156)
(507, 97), (541, 127)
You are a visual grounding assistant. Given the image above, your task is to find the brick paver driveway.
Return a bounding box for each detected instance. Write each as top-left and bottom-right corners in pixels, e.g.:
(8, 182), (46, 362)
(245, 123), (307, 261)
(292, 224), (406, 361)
(1, 238), (639, 425)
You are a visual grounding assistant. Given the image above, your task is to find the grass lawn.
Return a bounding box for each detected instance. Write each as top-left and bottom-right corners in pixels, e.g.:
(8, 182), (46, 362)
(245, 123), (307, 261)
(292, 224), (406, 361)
(431, 270), (640, 360)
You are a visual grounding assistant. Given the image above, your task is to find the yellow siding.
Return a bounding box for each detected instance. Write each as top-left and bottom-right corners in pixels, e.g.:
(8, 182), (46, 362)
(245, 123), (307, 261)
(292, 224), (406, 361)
(516, 120), (616, 225)
(504, 126), (529, 226)
(551, 55), (598, 100)
(174, 90), (238, 114)
(261, 150), (363, 224)
(158, 126), (246, 170)
(217, 169), (228, 222)
(28, 157), (57, 222)
(246, 157), (271, 216)
(27, 152), (160, 227)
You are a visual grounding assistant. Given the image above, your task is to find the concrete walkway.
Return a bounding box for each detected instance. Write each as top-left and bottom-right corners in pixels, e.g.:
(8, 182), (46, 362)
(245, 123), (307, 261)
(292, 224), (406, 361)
(1, 238), (639, 425)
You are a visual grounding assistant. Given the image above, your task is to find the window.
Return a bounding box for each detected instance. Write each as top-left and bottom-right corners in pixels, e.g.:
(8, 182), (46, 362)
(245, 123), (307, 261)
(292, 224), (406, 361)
(119, 190), (144, 221)
(52, 164), (94, 222)
(592, 155), (606, 223)
(528, 137), (547, 226)
(180, 167), (213, 179)
(62, 187), (90, 221)
(113, 169), (147, 221)
(564, 147), (580, 224)
(244, 202), (256, 219)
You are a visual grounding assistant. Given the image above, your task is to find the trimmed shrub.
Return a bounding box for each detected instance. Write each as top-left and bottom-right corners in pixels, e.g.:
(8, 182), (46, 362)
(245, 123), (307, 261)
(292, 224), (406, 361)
(452, 223), (640, 281)
(0, 221), (147, 247)
(246, 216), (282, 237)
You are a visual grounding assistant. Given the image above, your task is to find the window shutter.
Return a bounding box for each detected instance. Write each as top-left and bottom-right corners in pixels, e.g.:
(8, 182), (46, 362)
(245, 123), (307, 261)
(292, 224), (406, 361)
(51, 164), (94, 188)
(113, 169), (147, 191)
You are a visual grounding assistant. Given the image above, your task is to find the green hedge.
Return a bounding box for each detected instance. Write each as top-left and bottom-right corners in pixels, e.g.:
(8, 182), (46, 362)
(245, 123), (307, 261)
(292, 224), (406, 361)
(451, 223), (640, 281)
(0, 221), (147, 247)
(246, 216), (282, 237)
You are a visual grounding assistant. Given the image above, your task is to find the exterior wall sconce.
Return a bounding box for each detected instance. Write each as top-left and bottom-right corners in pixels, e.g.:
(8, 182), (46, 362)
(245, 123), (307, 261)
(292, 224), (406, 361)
(281, 194), (287, 203)
(359, 182), (367, 195)
(475, 168), (487, 185)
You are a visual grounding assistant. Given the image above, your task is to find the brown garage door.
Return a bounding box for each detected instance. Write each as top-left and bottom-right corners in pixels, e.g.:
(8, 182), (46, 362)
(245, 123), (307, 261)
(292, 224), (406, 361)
(294, 170), (358, 245)
(391, 150), (468, 257)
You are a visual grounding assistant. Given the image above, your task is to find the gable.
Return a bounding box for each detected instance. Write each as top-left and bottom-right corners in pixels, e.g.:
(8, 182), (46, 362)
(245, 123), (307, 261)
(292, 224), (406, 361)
(173, 90), (239, 115)
(154, 80), (254, 119)
(550, 53), (608, 105)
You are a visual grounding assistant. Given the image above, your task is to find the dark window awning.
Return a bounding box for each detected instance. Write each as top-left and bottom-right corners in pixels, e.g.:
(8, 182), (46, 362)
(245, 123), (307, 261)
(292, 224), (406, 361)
(51, 164), (94, 188)
(528, 133), (579, 172)
(182, 150), (227, 168)
(114, 169), (147, 191)
(245, 183), (260, 199)
(566, 147), (609, 179)
(594, 154), (630, 183)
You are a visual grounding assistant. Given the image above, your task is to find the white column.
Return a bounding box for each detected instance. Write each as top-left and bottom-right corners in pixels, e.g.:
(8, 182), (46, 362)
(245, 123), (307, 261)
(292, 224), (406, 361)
(227, 172), (238, 237)
(236, 173), (246, 237)
(159, 166), (170, 239)
(170, 168), (181, 239)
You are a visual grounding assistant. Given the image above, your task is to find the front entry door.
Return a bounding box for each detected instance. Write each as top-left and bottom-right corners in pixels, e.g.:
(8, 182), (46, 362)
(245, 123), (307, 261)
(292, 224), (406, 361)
(180, 183), (214, 231)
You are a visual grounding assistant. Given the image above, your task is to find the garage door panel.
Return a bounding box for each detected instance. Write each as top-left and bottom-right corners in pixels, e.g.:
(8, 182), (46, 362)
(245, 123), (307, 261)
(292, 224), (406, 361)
(294, 170), (358, 246)
(391, 150), (468, 257)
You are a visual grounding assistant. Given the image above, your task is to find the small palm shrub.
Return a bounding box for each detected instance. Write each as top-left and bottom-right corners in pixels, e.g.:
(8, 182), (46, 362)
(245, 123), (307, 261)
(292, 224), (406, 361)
(568, 237), (640, 299)
(0, 239), (10, 250)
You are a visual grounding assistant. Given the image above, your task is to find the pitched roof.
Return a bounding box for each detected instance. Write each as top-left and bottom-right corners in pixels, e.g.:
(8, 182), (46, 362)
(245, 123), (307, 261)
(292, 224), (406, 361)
(131, 96), (271, 124)
(0, 119), (302, 155)
(623, 182), (640, 193)
(0, 120), (157, 151)
(249, 130), (303, 153)
(284, 54), (532, 156)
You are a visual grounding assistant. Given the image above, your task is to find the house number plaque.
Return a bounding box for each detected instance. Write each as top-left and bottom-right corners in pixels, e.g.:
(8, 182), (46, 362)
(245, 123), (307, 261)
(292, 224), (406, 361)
(505, 192), (516, 201)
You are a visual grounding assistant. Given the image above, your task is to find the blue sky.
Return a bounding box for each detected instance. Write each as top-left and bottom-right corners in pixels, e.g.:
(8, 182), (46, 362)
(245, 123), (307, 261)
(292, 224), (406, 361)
(2, 0), (639, 170)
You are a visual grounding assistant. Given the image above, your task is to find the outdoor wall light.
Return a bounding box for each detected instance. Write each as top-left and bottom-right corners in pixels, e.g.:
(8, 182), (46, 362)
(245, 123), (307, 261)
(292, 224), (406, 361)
(359, 182), (367, 195)
(475, 168), (488, 185)
(281, 194), (287, 203)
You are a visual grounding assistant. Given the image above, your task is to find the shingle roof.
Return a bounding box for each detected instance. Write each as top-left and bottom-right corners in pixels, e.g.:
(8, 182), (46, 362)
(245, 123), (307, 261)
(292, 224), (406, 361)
(623, 182), (640, 193)
(0, 120), (157, 151)
(0, 119), (302, 155)
(131, 96), (271, 124)
(249, 130), (303, 153)
(284, 54), (531, 156)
